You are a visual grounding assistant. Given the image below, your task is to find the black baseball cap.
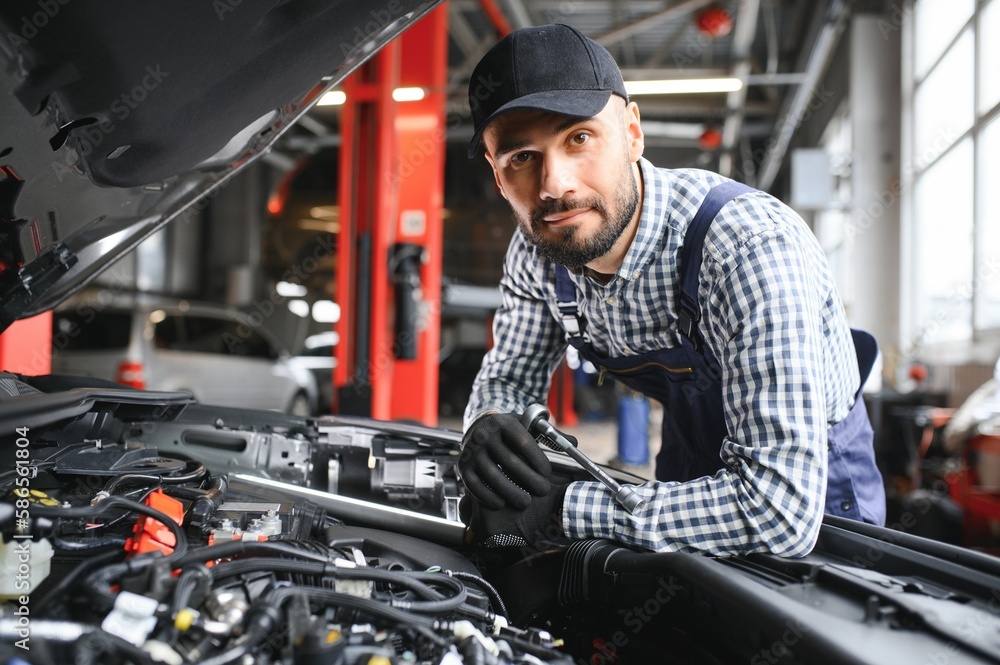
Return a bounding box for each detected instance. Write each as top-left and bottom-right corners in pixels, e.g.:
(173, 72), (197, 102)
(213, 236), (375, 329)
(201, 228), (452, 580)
(467, 24), (629, 159)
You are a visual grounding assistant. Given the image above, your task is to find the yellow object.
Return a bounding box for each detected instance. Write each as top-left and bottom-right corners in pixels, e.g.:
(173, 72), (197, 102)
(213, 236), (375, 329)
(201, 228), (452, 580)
(174, 609), (196, 631)
(326, 629), (342, 644)
(367, 657), (392, 665)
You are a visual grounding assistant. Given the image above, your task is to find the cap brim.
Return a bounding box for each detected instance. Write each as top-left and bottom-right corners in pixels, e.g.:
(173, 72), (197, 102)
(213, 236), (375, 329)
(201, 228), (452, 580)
(466, 88), (614, 159)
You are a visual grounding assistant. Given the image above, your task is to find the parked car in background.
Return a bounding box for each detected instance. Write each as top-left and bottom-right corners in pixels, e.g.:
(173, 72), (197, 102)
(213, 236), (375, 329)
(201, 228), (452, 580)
(289, 330), (339, 413)
(51, 295), (319, 415)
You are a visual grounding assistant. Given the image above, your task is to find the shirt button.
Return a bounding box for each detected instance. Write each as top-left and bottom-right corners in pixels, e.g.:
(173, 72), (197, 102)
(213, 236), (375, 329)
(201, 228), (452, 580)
(841, 499), (853, 512)
(606, 296), (617, 305)
(631, 270), (641, 279)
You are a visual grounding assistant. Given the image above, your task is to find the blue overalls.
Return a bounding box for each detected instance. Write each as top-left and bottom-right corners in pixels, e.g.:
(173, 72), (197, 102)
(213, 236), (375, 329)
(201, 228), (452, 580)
(554, 181), (886, 525)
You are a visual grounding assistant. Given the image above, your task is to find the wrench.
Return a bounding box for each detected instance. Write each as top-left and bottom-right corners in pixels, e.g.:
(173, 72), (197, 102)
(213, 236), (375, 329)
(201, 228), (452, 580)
(520, 404), (645, 515)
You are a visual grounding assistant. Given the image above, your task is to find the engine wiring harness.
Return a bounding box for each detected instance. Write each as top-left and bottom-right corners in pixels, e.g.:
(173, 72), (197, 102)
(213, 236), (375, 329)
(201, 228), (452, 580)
(0, 450), (573, 665)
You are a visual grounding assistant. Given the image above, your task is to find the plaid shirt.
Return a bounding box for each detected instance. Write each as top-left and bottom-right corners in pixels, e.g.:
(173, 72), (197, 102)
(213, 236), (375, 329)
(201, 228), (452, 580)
(464, 158), (859, 557)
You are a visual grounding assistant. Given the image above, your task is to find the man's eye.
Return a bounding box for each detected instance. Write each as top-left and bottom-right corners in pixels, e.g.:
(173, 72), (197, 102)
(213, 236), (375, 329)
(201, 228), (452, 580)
(510, 152), (532, 165)
(572, 133), (589, 144)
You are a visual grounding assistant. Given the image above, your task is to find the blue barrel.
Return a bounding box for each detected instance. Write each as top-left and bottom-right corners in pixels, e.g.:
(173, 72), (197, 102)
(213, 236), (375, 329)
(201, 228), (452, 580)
(617, 394), (650, 465)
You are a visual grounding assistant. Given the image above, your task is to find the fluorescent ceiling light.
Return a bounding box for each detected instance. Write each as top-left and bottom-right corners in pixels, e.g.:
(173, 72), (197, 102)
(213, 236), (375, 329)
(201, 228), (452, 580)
(276, 281), (308, 297)
(317, 90), (346, 106)
(624, 77), (743, 95)
(639, 121), (706, 140)
(288, 300), (310, 318)
(312, 300), (341, 323)
(392, 87), (426, 102)
(317, 88), (425, 106)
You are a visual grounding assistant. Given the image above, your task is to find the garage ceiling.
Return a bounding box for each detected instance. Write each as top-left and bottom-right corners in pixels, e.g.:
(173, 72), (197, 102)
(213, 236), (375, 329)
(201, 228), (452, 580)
(292, 0), (862, 191)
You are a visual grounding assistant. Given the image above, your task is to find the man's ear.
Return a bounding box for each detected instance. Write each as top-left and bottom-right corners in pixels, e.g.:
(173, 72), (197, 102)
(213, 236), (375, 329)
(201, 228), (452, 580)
(484, 151), (508, 200)
(625, 101), (645, 163)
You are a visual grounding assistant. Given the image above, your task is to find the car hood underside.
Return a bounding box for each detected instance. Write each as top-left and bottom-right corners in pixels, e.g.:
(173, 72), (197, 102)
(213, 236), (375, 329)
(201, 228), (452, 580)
(0, 0), (438, 329)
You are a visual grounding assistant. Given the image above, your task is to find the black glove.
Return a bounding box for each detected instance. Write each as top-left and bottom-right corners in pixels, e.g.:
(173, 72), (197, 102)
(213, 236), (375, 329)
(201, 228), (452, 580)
(459, 413), (552, 509)
(460, 483), (568, 548)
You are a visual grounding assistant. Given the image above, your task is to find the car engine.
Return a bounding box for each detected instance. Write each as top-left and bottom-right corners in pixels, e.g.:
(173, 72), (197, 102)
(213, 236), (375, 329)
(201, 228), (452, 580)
(5, 376), (1000, 665)
(0, 383), (580, 665)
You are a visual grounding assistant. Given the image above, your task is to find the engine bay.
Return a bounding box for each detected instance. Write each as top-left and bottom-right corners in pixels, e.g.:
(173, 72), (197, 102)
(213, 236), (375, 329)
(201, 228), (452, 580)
(4, 375), (1000, 665)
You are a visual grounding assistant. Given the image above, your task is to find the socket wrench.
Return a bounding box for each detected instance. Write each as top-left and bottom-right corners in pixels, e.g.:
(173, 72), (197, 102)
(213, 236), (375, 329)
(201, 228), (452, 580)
(520, 404), (645, 515)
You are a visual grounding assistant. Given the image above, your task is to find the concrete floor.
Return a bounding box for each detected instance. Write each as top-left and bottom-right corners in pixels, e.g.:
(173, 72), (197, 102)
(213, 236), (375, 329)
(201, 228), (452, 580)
(441, 402), (661, 481)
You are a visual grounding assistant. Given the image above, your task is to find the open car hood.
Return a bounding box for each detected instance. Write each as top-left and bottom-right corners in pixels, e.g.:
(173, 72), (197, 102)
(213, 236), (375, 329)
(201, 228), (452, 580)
(0, 0), (439, 332)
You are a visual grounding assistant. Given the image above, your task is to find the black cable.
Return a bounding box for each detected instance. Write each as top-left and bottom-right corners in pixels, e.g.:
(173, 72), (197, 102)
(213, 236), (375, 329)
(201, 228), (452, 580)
(52, 535), (128, 551)
(173, 540), (329, 568)
(102, 462), (207, 495)
(170, 564), (212, 617)
(79, 629), (156, 665)
(36, 496), (188, 612)
(91, 487), (157, 530)
(35, 549), (123, 618)
(159, 485), (210, 501)
(86, 561), (144, 610)
(86, 540), (304, 609)
(208, 557), (328, 581)
(389, 571), (468, 613)
(268, 586), (438, 628)
(446, 570), (509, 621)
(208, 558), (468, 613)
(32, 495), (187, 562)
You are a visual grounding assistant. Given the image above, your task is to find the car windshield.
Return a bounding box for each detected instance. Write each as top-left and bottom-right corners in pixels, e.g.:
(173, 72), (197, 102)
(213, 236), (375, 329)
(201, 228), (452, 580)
(53, 311), (131, 351)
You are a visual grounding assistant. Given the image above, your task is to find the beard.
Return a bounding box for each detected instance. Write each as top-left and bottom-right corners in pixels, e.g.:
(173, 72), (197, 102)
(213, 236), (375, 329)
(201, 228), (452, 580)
(514, 159), (640, 270)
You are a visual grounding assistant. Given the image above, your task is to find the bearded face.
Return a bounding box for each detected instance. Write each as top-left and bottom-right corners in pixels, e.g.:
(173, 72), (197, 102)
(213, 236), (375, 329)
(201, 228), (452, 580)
(484, 97), (644, 272)
(516, 152), (639, 269)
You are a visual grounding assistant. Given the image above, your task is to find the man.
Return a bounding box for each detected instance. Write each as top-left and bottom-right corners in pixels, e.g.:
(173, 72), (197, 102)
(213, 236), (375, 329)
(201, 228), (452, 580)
(459, 24), (885, 556)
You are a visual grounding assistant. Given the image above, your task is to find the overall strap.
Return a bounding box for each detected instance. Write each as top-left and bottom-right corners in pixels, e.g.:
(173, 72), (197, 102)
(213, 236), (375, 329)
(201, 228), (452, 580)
(554, 264), (586, 339)
(678, 180), (755, 348)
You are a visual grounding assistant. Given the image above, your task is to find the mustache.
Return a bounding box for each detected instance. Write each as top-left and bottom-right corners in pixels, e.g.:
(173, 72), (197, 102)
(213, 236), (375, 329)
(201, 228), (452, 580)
(530, 197), (603, 226)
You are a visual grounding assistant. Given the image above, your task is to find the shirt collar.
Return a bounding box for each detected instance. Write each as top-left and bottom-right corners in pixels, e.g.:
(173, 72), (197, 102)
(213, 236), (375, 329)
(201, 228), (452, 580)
(615, 157), (671, 282)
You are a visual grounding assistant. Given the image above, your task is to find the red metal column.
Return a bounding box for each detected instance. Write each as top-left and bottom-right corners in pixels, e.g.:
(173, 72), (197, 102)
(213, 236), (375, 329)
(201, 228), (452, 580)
(389, 5), (448, 425)
(335, 39), (401, 420)
(0, 312), (52, 375)
(547, 362), (578, 427)
(334, 5), (447, 425)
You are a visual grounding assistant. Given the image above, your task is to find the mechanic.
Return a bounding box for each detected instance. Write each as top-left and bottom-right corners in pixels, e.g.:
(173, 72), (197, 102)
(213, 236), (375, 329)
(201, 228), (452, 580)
(458, 24), (886, 557)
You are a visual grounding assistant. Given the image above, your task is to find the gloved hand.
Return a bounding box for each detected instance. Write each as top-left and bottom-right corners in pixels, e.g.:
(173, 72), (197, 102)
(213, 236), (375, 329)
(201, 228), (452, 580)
(460, 483), (568, 548)
(459, 413), (553, 509)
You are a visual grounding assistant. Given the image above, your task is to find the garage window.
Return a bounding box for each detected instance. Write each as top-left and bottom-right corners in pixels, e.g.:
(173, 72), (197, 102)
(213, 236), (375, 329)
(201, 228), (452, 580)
(907, 0), (1000, 344)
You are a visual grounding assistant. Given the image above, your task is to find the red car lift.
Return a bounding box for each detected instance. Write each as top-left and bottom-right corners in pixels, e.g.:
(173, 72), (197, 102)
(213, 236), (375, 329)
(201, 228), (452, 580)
(334, 6), (448, 426)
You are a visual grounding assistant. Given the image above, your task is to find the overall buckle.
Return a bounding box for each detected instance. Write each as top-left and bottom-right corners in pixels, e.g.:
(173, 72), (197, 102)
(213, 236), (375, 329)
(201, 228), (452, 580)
(677, 304), (700, 350)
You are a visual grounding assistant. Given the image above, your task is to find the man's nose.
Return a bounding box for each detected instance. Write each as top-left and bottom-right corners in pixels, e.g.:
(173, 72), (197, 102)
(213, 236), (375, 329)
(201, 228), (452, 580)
(539, 153), (577, 201)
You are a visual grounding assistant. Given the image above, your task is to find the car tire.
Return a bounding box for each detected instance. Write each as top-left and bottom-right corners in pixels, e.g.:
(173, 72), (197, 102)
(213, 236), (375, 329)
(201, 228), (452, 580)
(288, 392), (312, 416)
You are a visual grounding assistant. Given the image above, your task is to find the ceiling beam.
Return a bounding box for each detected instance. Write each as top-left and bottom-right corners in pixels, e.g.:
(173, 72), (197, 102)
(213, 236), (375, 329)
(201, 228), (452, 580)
(643, 17), (693, 67)
(593, 0), (715, 48)
(448, 5), (483, 60)
(498, 0), (533, 29)
(478, 0), (512, 36)
(719, 0), (760, 178)
(757, 0), (850, 190)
